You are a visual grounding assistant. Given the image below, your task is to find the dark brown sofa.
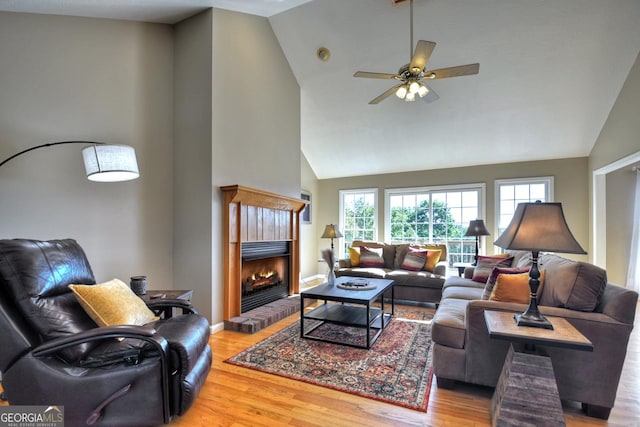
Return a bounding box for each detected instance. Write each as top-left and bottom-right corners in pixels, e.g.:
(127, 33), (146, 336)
(335, 240), (447, 305)
(431, 250), (638, 419)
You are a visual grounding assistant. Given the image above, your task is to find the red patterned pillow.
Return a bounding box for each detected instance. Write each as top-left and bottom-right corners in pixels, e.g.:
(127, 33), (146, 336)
(359, 247), (385, 267)
(400, 248), (427, 271)
(471, 256), (514, 283)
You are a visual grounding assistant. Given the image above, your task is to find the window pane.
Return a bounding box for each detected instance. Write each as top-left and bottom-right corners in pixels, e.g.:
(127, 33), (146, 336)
(386, 186), (483, 265)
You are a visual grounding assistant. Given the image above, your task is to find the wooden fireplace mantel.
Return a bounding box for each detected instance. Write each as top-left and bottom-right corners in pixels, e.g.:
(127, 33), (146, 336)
(221, 185), (307, 320)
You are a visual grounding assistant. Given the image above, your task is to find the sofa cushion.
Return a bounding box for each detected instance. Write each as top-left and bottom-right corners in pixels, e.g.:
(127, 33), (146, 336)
(432, 298), (469, 349)
(335, 267), (389, 280)
(482, 266), (531, 300)
(442, 285), (484, 301)
(348, 247), (360, 267)
(400, 248), (427, 271)
(359, 247), (385, 267)
(538, 254), (607, 311)
(424, 250), (442, 272)
(385, 270), (445, 289)
(471, 256), (513, 283)
(489, 270), (545, 304)
(394, 244), (412, 268)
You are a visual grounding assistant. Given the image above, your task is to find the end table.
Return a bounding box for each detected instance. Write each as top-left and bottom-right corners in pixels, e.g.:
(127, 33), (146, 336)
(140, 289), (193, 318)
(484, 311), (593, 426)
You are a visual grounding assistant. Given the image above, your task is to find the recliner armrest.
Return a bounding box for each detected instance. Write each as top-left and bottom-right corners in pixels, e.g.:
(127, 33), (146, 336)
(145, 299), (199, 315)
(32, 325), (166, 358)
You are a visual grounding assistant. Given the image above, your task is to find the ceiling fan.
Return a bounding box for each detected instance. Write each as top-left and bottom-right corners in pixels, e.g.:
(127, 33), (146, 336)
(354, 0), (479, 105)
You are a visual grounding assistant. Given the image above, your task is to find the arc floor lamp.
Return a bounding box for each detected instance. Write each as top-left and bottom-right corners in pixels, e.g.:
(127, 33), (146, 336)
(0, 141), (139, 182)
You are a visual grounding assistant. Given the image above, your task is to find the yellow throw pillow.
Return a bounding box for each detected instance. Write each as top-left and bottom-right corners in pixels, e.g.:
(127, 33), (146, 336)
(348, 247), (361, 267)
(489, 270), (545, 304)
(69, 279), (158, 327)
(425, 249), (442, 272)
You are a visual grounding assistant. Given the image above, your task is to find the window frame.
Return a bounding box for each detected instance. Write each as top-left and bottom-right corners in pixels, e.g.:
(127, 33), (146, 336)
(338, 188), (379, 258)
(494, 176), (555, 245)
(384, 183), (486, 264)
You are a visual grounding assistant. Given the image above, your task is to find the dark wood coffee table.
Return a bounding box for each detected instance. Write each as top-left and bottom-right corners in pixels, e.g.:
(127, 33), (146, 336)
(300, 276), (394, 349)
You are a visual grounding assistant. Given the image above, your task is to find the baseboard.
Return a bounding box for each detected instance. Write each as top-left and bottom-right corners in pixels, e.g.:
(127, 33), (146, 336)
(210, 322), (225, 334)
(300, 274), (325, 289)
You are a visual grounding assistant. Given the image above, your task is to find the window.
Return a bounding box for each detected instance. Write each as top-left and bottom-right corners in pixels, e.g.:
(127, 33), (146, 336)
(339, 189), (378, 257)
(495, 177), (554, 238)
(385, 184), (485, 265)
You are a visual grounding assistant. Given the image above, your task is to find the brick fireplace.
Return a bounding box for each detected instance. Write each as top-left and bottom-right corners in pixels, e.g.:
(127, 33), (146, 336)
(221, 185), (306, 322)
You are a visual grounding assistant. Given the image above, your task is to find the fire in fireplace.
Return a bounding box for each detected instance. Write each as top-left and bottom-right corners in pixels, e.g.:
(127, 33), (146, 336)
(241, 241), (290, 312)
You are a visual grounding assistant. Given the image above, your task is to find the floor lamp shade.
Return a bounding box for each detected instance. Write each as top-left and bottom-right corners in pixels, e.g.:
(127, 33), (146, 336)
(464, 219), (490, 265)
(82, 145), (139, 182)
(321, 224), (343, 250)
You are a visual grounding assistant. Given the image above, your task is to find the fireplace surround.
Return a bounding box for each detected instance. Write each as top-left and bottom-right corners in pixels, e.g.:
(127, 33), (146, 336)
(221, 185), (306, 321)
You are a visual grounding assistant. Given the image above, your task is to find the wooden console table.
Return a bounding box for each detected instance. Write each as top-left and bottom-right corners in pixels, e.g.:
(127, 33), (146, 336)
(484, 311), (593, 427)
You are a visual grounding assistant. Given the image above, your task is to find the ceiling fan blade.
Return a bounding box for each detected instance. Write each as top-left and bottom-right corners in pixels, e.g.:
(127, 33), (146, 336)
(409, 40), (436, 72)
(369, 84), (403, 105)
(425, 63), (480, 80)
(354, 71), (397, 79)
(421, 84), (440, 103)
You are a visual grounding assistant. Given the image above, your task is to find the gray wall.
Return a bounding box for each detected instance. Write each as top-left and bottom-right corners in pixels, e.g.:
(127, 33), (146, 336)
(590, 51), (640, 285)
(173, 10), (213, 325)
(0, 12), (175, 286)
(313, 157), (589, 263)
(0, 9), (301, 326)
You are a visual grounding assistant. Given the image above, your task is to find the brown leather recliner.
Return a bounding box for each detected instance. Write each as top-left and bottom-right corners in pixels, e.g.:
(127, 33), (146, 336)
(0, 238), (212, 426)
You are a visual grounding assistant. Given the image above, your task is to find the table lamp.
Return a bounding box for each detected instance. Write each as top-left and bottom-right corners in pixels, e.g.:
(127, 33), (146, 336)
(321, 224), (343, 250)
(494, 201), (586, 329)
(464, 219), (490, 265)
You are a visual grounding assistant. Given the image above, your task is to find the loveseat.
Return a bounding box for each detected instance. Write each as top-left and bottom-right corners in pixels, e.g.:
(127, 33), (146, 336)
(431, 251), (638, 419)
(335, 240), (448, 305)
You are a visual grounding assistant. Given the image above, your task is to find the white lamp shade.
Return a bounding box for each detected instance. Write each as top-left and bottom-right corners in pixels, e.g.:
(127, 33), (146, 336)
(82, 145), (139, 182)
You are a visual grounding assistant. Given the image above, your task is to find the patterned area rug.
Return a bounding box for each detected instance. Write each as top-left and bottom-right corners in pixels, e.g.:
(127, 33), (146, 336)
(225, 306), (434, 411)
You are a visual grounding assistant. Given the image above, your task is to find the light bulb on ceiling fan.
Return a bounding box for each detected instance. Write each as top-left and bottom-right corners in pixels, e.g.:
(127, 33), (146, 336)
(405, 92), (416, 102)
(417, 84), (429, 97)
(395, 85), (408, 99)
(409, 81), (420, 94)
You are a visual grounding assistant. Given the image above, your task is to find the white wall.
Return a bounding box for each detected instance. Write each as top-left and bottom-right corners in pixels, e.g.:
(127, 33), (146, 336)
(0, 12), (174, 287)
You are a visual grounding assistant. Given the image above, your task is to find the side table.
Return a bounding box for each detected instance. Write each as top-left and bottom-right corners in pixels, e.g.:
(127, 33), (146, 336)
(484, 311), (593, 427)
(452, 262), (472, 277)
(140, 289), (193, 318)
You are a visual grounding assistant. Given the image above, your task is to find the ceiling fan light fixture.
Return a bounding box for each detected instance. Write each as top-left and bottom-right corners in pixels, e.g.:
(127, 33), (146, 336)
(417, 84), (429, 97)
(395, 85), (408, 98)
(409, 81), (420, 94)
(405, 92), (416, 102)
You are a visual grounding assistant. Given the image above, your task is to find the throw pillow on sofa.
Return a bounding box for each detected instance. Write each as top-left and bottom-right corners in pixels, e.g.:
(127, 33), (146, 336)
(400, 248), (427, 271)
(472, 256), (514, 283)
(348, 247), (361, 267)
(424, 249), (442, 272)
(538, 254), (608, 311)
(489, 270), (546, 304)
(359, 247), (385, 267)
(482, 266), (531, 300)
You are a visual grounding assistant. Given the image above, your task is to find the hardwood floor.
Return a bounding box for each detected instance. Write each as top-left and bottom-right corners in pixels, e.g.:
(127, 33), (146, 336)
(1, 301), (637, 426)
(171, 302), (640, 427)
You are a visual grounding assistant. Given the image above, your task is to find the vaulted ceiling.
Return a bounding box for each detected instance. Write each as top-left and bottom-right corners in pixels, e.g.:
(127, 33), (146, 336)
(2, 0), (639, 179)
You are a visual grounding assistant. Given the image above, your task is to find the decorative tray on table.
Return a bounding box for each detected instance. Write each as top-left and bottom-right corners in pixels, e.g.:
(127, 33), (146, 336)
(337, 279), (377, 291)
